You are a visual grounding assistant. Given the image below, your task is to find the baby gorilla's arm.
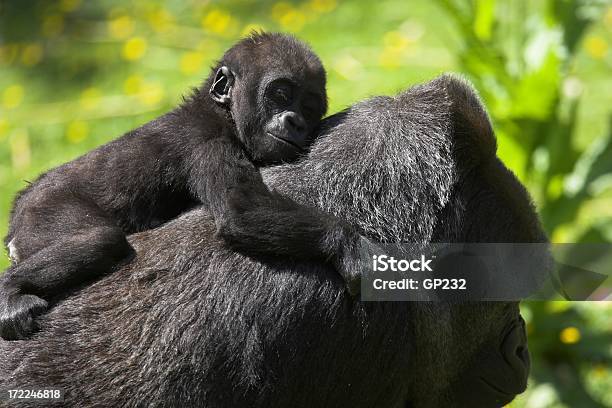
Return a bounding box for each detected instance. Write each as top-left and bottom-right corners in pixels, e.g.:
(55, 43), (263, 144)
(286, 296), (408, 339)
(187, 137), (264, 231)
(217, 182), (367, 296)
(187, 140), (366, 295)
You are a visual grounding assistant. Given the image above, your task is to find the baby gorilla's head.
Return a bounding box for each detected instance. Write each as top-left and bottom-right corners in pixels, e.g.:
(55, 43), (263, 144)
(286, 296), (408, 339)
(209, 32), (327, 164)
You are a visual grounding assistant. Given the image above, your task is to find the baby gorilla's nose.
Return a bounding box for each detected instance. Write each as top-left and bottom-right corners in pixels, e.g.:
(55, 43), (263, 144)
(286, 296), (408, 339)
(280, 111), (308, 145)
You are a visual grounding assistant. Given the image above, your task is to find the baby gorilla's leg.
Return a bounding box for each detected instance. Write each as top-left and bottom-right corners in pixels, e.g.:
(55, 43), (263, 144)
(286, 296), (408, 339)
(0, 225), (133, 340)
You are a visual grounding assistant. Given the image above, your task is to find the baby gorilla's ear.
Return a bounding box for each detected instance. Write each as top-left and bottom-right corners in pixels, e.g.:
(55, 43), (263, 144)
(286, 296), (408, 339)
(210, 66), (235, 105)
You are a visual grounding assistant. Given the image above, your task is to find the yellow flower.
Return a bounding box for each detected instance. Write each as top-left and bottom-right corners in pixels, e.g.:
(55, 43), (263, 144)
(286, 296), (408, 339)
(378, 49), (400, 69)
(0, 118), (9, 140)
(271, 3), (305, 31)
(282, 10), (306, 31)
(2, 85), (24, 109)
(108, 15), (135, 39)
(383, 31), (411, 51)
(378, 31), (413, 69)
(10, 128), (31, 170)
(180, 51), (205, 75)
(308, 0), (337, 13)
(560, 326), (581, 344)
(584, 36), (608, 59)
(80, 87), (101, 109)
(66, 121), (89, 143)
(202, 9), (233, 35)
(138, 82), (164, 106)
(272, 3), (293, 21)
(147, 8), (174, 33)
(21, 43), (44, 66)
(124, 75), (143, 95)
(122, 37), (147, 61)
(42, 14), (64, 37)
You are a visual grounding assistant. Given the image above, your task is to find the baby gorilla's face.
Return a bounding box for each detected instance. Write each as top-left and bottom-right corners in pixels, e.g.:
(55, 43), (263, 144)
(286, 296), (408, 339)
(231, 61), (327, 165)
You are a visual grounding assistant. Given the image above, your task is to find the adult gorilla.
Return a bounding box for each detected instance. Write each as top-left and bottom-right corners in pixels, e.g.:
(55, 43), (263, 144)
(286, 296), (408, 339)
(0, 75), (545, 408)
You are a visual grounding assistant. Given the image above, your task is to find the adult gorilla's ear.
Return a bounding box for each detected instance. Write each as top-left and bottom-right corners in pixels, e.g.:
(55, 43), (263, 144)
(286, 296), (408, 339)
(210, 66), (235, 105)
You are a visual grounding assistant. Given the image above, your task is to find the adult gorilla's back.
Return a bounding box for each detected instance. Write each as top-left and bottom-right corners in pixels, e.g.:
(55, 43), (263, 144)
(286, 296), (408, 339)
(0, 76), (545, 408)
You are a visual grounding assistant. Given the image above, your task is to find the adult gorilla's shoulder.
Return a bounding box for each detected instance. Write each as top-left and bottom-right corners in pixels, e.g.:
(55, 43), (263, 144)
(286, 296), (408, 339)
(0, 75), (545, 408)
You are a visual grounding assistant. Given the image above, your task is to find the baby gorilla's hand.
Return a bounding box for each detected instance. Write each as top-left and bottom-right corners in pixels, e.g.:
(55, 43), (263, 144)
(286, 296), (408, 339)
(216, 181), (289, 256)
(0, 276), (48, 340)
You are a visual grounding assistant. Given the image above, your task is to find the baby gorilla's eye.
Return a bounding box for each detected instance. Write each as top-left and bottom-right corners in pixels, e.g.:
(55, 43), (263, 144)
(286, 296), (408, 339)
(271, 85), (292, 105)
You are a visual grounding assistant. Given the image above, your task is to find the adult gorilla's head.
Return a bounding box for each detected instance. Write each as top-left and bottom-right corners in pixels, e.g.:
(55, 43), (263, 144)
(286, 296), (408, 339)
(263, 74), (545, 407)
(0, 75), (545, 408)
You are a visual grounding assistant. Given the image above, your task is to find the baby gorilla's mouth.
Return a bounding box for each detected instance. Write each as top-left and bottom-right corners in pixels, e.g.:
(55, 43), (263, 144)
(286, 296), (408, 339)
(267, 132), (305, 152)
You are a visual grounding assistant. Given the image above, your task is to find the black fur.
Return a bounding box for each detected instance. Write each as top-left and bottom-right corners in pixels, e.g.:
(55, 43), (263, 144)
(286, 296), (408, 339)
(0, 75), (546, 407)
(0, 32), (333, 340)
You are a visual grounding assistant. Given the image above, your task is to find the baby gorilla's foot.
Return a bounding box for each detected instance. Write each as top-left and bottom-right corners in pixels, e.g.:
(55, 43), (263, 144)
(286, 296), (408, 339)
(0, 286), (48, 340)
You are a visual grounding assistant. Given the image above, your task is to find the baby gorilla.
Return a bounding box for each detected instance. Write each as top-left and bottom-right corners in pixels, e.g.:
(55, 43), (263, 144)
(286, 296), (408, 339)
(0, 32), (332, 340)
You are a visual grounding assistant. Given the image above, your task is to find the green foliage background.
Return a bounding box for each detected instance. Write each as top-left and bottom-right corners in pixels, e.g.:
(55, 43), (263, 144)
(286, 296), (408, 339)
(0, 0), (610, 406)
